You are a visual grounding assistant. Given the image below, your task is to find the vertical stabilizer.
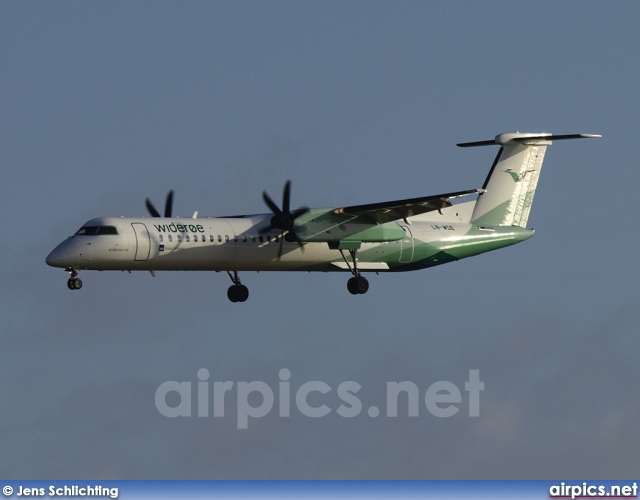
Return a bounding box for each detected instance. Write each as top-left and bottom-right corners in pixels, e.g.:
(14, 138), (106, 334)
(458, 133), (601, 228)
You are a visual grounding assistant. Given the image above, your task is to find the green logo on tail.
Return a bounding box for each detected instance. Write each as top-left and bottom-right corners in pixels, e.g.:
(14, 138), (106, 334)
(503, 169), (535, 182)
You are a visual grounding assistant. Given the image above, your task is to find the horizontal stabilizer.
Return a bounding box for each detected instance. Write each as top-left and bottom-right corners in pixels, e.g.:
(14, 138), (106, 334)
(458, 133), (601, 148)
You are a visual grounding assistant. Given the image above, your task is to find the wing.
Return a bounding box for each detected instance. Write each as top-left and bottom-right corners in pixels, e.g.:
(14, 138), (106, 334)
(332, 188), (482, 224)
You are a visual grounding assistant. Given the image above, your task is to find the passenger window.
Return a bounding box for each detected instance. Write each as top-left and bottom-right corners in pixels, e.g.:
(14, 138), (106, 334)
(267, 235), (272, 243)
(168, 235), (173, 242)
(209, 235), (214, 242)
(177, 235), (182, 242)
(233, 235), (238, 242)
(242, 235), (247, 243)
(251, 235), (256, 243)
(224, 235), (229, 243)
(202, 235), (206, 242)
(259, 235), (264, 243)
(192, 234), (197, 242)
(159, 235), (164, 242)
(185, 235), (190, 242)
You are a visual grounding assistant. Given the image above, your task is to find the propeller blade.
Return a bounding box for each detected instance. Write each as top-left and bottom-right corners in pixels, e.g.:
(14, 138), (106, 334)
(290, 206), (310, 219)
(287, 230), (306, 252)
(164, 190), (174, 218)
(277, 231), (285, 259)
(282, 180), (291, 214)
(262, 191), (282, 215)
(261, 180), (308, 257)
(145, 198), (161, 217)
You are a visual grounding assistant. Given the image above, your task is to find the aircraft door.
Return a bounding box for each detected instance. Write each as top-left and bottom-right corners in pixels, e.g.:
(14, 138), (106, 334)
(132, 223), (151, 261)
(399, 225), (414, 263)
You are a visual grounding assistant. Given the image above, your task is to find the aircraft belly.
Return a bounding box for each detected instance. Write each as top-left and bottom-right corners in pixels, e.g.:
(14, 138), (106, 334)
(232, 242), (337, 271)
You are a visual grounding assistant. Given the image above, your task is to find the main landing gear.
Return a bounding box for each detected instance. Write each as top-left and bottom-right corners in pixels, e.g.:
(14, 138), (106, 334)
(66, 268), (83, 290)
(340, 248), (369, 295)
(347, 275), (369, 295)
(227, 271), (249, 303)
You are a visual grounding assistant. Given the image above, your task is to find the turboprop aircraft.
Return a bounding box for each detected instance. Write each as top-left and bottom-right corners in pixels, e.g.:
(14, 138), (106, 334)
(46, 132), (600, 302)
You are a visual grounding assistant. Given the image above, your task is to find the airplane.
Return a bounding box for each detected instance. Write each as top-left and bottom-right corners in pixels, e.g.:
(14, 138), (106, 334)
(46, 132), (600, 302)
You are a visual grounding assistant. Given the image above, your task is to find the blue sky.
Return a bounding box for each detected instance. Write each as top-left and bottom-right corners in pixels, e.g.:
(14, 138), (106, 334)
(1, 1), (639, 478)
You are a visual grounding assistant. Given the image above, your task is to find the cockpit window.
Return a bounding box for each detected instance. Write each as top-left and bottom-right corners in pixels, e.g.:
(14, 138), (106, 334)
(97, 226), (118, 235)
(75, 226), (99, 235)
(75, 225), (118, 236)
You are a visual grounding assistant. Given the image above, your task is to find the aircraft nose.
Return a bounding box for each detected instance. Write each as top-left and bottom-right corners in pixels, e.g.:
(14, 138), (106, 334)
(46, 245), (68, 268)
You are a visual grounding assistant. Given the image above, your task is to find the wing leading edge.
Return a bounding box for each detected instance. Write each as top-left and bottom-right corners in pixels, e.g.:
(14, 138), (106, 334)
(332, 188), (483, 224)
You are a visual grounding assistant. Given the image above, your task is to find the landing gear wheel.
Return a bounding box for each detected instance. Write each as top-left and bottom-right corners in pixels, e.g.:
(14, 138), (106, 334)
(236, 284), (249, 302)
(226, 271), (249, 302)
(340, 248), (369, 296)
(67, 278), (82, 290)
(227, 284), (249, 303)
(347, 276), (369, 295)
(347, 277), (359, 295)
(355, 276), (369, 294)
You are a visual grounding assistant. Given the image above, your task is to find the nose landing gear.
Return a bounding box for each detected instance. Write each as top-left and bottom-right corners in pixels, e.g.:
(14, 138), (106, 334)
(66, 268), (83, 290)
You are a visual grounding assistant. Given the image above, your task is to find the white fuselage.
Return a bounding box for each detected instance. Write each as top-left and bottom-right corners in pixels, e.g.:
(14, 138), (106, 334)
(46, 215), (396, 272)
(46, 214), (488, 273)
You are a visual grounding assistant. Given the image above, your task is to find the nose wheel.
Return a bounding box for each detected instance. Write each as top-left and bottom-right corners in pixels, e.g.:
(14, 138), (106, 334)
(65, 268), (83, 290)
(67, 278), (83, 290)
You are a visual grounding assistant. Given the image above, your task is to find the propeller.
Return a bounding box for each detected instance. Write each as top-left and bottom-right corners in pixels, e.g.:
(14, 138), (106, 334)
(260, 180), (309, 258)
(146, 190), (174, 218)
